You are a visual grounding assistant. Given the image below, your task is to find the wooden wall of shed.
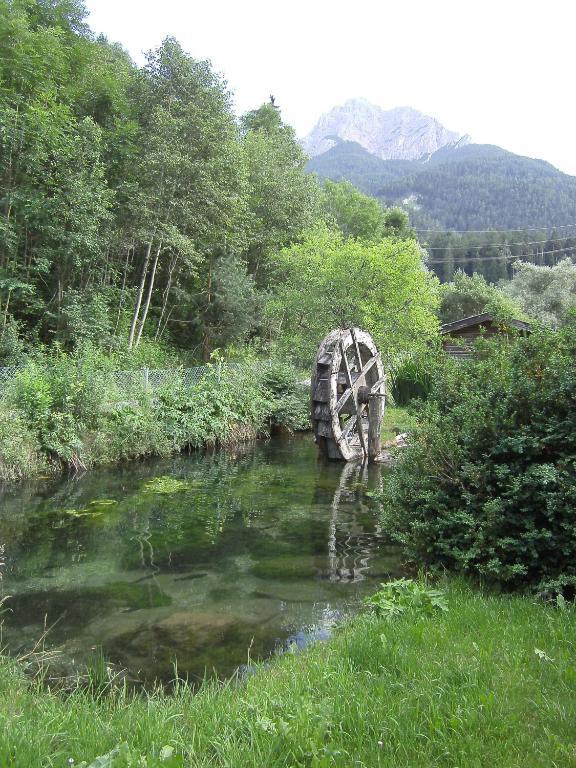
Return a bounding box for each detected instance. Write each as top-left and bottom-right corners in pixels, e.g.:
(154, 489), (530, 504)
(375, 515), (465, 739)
(442, 320), (499, 358)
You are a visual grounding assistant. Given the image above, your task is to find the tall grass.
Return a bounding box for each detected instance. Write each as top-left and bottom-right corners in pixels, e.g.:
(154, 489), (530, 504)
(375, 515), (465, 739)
(0, 580), (574, 766)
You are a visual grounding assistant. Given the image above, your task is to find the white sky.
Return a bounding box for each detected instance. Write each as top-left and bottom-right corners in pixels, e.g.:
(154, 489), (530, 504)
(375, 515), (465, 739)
(86, 0), (576, 175)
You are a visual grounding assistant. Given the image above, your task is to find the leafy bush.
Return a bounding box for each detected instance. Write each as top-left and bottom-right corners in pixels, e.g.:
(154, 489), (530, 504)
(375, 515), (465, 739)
(266, 225), (440, 366)
(439, 269), (526, 324)
(388, 351), (440, 406)
(502, 258), (576, 327)
(0, 402), (42, 480)
(259, 360), (309, 432)
(380, 328), (576, 596)
(6, 348), (116, 468)
(364, 578), (448, 619)
(0, 352), (309, 481)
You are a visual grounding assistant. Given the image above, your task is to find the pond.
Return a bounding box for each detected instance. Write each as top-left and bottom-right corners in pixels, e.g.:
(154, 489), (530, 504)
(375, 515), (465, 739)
(0, 435), (401, 685)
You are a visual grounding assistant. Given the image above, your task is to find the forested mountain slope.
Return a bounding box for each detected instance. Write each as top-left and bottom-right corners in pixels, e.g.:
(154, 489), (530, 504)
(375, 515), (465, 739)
(307, 141), (576, 231)
(307, 141), (417, 192)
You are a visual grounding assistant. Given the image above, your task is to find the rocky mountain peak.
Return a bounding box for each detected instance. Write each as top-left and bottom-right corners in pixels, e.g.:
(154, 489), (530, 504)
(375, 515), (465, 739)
(302, 99), (470, 160)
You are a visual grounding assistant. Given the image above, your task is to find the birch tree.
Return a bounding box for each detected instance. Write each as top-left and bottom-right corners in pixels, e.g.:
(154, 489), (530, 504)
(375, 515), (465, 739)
(126, 38), (246, 349)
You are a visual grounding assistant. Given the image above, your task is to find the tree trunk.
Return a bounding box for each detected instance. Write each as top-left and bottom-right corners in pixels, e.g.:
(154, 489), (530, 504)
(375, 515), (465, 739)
(112, 245), (133, 340)
(128, 238), (154, 350)
(155, 252), (178, 340)
(201, 259), (212, 362)
(134, 241), (162, 348)
(157, 305), (174, 341)
(0, 288), (12, 341)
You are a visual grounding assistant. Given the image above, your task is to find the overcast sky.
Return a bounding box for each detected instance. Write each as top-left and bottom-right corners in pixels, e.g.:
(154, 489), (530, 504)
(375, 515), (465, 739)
(86, 0), (576, 175)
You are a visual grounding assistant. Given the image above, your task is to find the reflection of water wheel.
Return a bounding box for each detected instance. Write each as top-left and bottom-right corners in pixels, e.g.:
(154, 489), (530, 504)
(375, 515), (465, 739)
(311, 328), (386, 461)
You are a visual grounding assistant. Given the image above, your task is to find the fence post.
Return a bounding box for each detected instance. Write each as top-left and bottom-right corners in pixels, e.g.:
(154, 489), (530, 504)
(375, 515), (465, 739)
(143, 367), (149, 391)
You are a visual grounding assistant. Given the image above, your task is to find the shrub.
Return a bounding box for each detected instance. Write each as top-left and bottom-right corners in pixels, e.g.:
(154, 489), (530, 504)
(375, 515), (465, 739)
(259, 360), (309, 432)
(0, 402), (42, 480)
(6, 348), (116, 469)
(0, 352), (310, 481)
(388, 349), (442, 406)
(364, 578), (448, 620)
(380, 328), (576, 596)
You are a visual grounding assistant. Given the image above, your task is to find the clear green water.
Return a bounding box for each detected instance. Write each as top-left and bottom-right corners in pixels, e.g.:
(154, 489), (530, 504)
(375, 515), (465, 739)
(0, 435), (401, 685)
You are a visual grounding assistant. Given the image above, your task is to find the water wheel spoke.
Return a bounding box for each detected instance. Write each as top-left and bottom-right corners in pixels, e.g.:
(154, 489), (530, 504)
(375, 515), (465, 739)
(370, 375), (386, 394)
(350, 328), (365, 372)
(334, 354), (379, 414)
(341, 406), (366, 441)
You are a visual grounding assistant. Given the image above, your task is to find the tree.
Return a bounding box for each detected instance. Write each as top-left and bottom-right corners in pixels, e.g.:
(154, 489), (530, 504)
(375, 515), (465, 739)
(125, 37), (247, 349)
(503, 259), (576, 327)
(177, 249), (261, 360)
(266, 225), (439, 364)
(241, 103), (322, 281)
(439, 270), (525, 324)
(322, 180), (387, 240)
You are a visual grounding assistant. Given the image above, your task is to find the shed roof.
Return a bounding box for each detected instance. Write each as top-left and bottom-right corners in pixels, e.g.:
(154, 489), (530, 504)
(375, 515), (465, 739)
(440, 312), (532, 335)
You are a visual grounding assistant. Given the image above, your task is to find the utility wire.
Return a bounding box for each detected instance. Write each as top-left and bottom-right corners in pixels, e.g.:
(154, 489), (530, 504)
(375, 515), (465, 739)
(424, 235), (576, 251)
(416, 223), (576, 234)
(427, 245), (576, 264)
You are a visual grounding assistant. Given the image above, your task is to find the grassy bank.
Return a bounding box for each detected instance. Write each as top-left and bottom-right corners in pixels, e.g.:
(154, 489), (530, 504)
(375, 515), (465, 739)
(1, 580), (574, 767)
(380, 405), (418, 443)
(0, 351), (309, 483)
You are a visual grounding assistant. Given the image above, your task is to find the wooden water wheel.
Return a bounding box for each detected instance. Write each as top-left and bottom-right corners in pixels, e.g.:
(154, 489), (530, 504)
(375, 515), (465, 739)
(311, 328), (386, 461)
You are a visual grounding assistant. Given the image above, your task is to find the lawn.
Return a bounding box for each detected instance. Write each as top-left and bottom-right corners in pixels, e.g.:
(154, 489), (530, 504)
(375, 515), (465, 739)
(1, 580), (575, 767)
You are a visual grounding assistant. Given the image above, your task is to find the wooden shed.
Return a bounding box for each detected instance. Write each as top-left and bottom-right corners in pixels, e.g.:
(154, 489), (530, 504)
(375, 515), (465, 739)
(440, 313), (532, 359)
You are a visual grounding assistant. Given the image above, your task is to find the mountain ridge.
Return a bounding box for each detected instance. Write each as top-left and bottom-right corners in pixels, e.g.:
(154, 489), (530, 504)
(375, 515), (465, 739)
(302, 99), (470, 161)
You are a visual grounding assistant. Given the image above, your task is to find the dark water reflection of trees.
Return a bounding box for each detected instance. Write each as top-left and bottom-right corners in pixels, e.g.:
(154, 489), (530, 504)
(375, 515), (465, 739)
(0, 436), (402, 684)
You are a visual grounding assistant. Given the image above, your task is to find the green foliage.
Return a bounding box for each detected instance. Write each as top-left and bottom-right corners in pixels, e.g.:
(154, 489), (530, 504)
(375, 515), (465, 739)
(0, 350), (309, 480)
(0, 317), (26, 365)
(0, 400), (41, 480)
(1, 581), (575, 766)
(0, 5), (324, 358)
(321, 180), (413, 242)
(322, 180), (387, 240)
(364, 578), (448, 619)
(380, 329), (576, 594)
(242, 103), (322, 283)
(259, 360), (309, 432)
(388, 348), (444, 406)
(439, 270), (527, 324)
(503, 258), (576, 327)
(7, 348), (115, 467)
(266, 225), (440, 365)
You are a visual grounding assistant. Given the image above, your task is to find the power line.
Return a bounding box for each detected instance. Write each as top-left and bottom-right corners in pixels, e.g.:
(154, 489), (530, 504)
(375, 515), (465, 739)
(416, 223), (576, 234)
(424, 235), (576, 251)
(427, 245), (576, 264)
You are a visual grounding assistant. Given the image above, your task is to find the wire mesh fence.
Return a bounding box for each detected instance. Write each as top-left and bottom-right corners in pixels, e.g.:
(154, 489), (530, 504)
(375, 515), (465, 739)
(0, 365), (214, 394)
(0, 362), (277, 395)
(111, 366), (210, 392)
(0, 360), (318, 401)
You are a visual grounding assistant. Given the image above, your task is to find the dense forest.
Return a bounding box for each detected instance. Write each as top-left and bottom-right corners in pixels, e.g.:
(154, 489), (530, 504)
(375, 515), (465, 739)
(0, 0), (440, 371)
(0, 0), (322, 361)
(307, 140), (576, 238)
